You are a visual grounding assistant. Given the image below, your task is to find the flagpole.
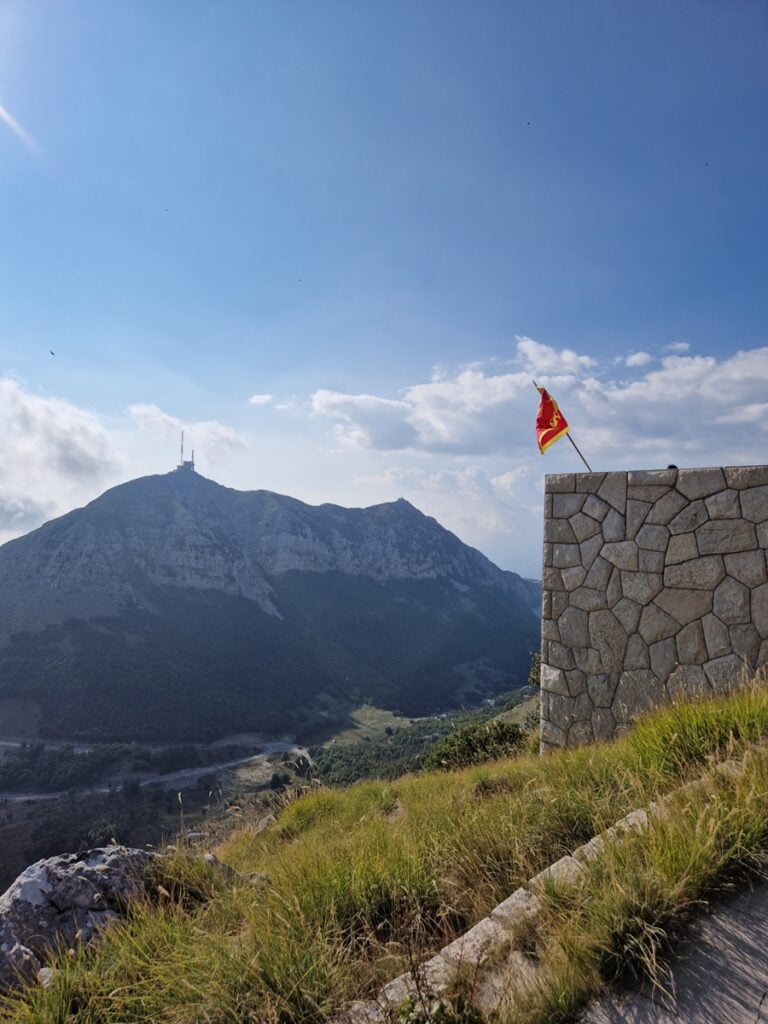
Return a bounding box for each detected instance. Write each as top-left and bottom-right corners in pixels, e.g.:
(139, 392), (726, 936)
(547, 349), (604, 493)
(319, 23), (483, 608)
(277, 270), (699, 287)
(532, 380), (593, 473)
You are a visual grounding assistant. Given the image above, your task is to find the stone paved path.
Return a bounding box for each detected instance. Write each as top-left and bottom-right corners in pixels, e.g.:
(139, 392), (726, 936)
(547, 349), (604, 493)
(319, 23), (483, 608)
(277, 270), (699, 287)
(580, 881), (768, 1023)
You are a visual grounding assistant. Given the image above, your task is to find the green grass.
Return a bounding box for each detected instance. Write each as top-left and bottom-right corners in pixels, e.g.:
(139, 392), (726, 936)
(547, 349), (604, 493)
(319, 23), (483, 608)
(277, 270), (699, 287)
(4, 682), (768, 1024)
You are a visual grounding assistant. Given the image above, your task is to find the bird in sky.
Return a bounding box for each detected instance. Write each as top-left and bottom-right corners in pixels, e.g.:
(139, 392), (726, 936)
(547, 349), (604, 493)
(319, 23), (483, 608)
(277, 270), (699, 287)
(49, 350), (55, 356)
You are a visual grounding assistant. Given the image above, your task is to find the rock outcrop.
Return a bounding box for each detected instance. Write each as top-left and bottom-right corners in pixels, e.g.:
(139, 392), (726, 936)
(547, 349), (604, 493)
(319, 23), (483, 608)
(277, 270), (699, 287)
(0, 846), (156, 990)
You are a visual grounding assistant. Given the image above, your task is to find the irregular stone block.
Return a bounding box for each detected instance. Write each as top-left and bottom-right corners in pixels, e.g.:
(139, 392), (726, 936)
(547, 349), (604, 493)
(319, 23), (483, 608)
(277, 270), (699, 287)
(645, 488), (688, 526)
(730, 623), (761, 667)
(490, 887), (542, 929)
(649, 637), (677, 679)
(613, 670), (667, 723)
(636, 524), (670, 552)
(759, 523), (768, 548)
(545, 518), (577, 543)
(529, 855), (586, 893)
(547, 641), (576, 670)
(724, 551), (767, 588)
(580, 532), (603, 570)
(575, 647), (604, 673)
(597, 474), (627, 513)
(574, 832), (608, 863)
(591, 708), (615, 743)
(654, 587), (713, 625)
(602, 508), (626, 543)
(589, 610), (628, 671)
(702, 613), (731, 659)
(583, 494), (610, 522)
(570, 587), (608, 612)
(713, 575), (750, 625)
(666, 533), (699, 565)
(758, 640), (768, 668)
(626, 500), (652, 539)
(540, 720), (565, 749)
(587, 672), (617, 708)
(696, 519), (757, 555)
(553, 543), (582, 568)
(676, 467), (727, 500)
(570, 511), (602, 543)
(440, 916), (510, 967)
(584, 555), (612, 590)
(639, 549), (665, 572)
(740, 485), (768, 524)
(547, 694), (573, 731)
(543, 542), (553, 567)
(627, 485), (670, 503)
(669, 500), (709, 535)
(628, 469), (678, 486)
(542, 590), (551, 619)
(663, 555), (725, 590)
(601, 541), (638, 571)
(638, 603), (680, 643)
(542, 619), (560, 641)
(620, 571), (663, 606)
(575, 472), (607, 493)
(705, 489), (740, 519)
(553, 493), (587, 518)
(703, 654), (745, 694)
(546, 474), (576, 493)
(606, 566), (622, 607)
(567, 719), (594, 746)
(625, 633), (650, 669)
(614, 597), (642, 634)
(725, 466), (768, 489)
(543, 566), (565, 591)
(558, 606), (590, 647)
(562, 565), (588, 591)
(566, 669), (587, 697)
(752, 582), (768, 639)
(552, 591), (569, 618)
(676, 620), (707, 664)
(666, 664), (710, 701)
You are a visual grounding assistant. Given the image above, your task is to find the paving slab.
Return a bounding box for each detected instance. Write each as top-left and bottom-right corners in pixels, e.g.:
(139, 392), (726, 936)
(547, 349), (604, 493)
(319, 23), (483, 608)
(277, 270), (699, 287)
(579, 881), (768, 1023)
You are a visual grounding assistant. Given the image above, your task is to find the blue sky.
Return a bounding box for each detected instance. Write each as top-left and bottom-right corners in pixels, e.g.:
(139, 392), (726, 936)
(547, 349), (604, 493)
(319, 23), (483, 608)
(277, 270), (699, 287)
(0, 0), (766, 575)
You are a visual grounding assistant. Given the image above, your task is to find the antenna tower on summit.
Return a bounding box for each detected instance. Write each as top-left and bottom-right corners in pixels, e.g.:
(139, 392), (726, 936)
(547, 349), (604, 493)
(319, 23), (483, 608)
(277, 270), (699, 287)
(177, 430), (195, 472)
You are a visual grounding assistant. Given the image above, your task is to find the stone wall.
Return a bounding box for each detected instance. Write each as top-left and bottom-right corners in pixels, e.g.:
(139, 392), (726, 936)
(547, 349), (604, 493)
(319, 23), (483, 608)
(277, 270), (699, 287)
(540, 466), (768, 750)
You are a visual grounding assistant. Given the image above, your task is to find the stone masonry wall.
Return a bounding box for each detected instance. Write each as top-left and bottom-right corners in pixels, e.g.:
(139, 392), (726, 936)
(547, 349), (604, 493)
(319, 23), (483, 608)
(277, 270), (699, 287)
(540, 466), (768, 751)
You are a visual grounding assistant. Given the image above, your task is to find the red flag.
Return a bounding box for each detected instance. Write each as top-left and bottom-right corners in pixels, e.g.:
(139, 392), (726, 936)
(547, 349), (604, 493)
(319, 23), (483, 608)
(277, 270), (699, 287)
(535, 387), (569, 453)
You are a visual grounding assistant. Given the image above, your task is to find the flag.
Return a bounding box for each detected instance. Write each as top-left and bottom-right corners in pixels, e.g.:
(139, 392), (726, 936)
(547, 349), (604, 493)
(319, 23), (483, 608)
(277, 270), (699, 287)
(535, 386), (569, 453)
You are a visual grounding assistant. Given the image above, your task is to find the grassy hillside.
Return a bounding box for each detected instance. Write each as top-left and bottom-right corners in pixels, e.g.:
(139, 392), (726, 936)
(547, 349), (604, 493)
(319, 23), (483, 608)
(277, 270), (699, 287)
(4, 683), (768, 1023)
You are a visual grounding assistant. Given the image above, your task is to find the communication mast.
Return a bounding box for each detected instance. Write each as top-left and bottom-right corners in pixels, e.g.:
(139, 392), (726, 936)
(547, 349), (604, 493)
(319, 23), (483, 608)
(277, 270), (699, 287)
(177, 430), (196, 472)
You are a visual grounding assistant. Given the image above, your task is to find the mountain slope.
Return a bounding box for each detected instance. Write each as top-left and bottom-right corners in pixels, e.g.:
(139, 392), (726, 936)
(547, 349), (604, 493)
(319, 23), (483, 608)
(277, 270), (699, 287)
(0, 469), (540, 741)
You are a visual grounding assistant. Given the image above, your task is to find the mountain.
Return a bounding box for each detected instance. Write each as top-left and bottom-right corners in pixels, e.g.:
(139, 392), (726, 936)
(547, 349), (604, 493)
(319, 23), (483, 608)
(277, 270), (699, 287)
(0, 468), (540, 742)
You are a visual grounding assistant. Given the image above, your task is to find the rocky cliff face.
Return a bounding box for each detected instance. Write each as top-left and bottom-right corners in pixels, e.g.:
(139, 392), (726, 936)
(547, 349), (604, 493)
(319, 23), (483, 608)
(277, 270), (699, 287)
(0, 470), (540, 741)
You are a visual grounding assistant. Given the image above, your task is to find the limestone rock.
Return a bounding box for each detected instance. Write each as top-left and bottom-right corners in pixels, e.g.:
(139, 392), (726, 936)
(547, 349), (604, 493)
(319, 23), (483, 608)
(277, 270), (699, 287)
(645, 489), (688, 525)
(705, 489), (740, 519)
(569, 587), (608, 612)
(676, 621), (707, 664)
(570, 512), (602, 543)
(0, 847), (156, 991)
(638, 603), (680, 644)
(730, 624), (761, 667)
(663, 555), (725, 590)
(627, 485), (670, 502)
(545, 474), (576, 493)
(669, 500), (709, 535)
(702, 613), (731, 659)
(626, 500), (651, 540)
(740, 485), (768, 524)
(613, 596), (642, 634)
(561, 565), (588, 591)
(588, 610), (627, 671)
(703, 654), (745, 694)
(620, 572), (662, 606)
(558, 606), (590, 647)
(580, 533), (604, 570)
(601, 541), (638, 571)
(666, 533), (698, 565)
(635, 524), (670, 552)
(724, 551), (767, 588)
(553, 493), (587, 518)
(759, 523), (768, 548)
(583, 494), (610, 522)
(542, 566), (564, 591)
(551, 591), (569, 618)
(566, 669), (587, 697)
(696, 519), (757, 555)
(575, 472), (607, 493)
(587, 673), (618, 708)
(546, 641), (576, 670)
(568, 719), (594, 747)
(597, 474), (627, 513)
(574, 647), (604, 673)
(649, 637), (677, 680)
(628, 469), (678, 487)
(613, 670), (667, 724)
(591, 707), (616, 742)
(584, 555), (613, 590)
(724, 466), (768, 490)
(602, 509), (626, 543)
(676, 468), (726, 500)
(545, 518), (577, 543)
(751, 582), (768, 639)
(639, 549), (665, 572)
(667, 664), (710, 701)
(713, 576), (750, 625)
(625, 633), (650, 669)
(540, 720), (566, 748)
(553, 544), (581, 568)
(654, 587), (713, 625)
(542, 619), (560, 641)
(606, 567), (622, 607)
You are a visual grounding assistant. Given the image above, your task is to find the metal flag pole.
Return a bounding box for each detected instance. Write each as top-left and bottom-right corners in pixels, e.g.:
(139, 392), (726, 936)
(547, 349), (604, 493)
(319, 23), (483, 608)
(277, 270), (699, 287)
(532, 380), (593, 473)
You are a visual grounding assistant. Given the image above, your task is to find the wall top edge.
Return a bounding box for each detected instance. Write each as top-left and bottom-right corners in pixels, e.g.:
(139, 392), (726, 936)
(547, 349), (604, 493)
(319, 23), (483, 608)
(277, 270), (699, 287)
(544, 465), (768, 496)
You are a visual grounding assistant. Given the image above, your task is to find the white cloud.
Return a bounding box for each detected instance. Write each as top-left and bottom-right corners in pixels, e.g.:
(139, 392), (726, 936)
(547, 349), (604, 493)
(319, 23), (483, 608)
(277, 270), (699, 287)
(248, 393), (273, 406)
(128, 404), (246, 462)
(625, 351), (652, 367)
(515, 335), (597, 375)
(663, 341), (690, 353)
